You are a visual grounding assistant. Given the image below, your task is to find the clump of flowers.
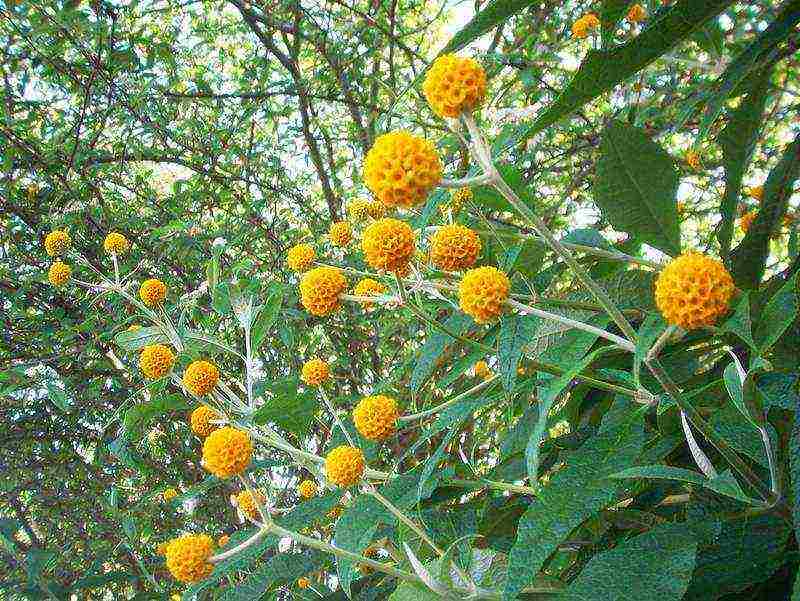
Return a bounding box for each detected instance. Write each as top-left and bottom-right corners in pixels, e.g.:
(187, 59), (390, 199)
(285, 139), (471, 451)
(164, 534), (215, 583)
(367, 200), (388, 220)
(298, 479), (318, 499)
(442, 187), (472, 216)
(747, 186), (764, 202)
(301, 357), (330, 386)
(430, 224), (482, 271)
(287, 243), (316, 273)
(184, 360), (220, 396)
(458, 266), (510, 324)
(44, 230), (70, 257)
(325, 445), (365, 487)
(217, 535), (230, 547)
(139, 344), (175, 379)
(363, 130), (442, 208)
(329, 221), (352, 247)
(299, 266), (347, 316)
(740, 210), (757, 233)
(354, 278), (387, 309)
(572, 13), (600, 38)
(654, 252), (735, 330)
(235, 489), (267, 520)
(163, 487), (178, 502)
(190, 405), (220, 438)
(422, 54), (487, 118)
(48, 261), (71, 287)
(104, 232), (129, 255)
(347, 198), (372, 222)
(473, 360), (492, 380)
(685, 150), (701, 170)
(627, 3), (646, 22)
(139, 278), (167, 307)
(297, 577), (310, 589)
(202, 427), (253, 478)
(362, 218), (415, 272)
(353, 395), (400, 441)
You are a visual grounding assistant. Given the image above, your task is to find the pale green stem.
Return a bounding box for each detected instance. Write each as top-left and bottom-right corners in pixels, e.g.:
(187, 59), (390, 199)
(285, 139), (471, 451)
(366, 487), (444, 557)
(399, 375), (499, 422)
(446, 478), (537, 496)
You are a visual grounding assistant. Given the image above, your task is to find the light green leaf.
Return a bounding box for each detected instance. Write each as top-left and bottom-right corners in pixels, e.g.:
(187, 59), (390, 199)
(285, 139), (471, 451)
(410, 312), (474, 393)
(754, 272), (798, 353)
(253, 379), (318, 436)
(720, 293), (756, 350)
(114, 326), (169, 351)
(593, 120), (680, 255)
(217, 552), (327, 601)
(251, 286), (284, 351)
(608, 465), (753, 504)
(123, 394), (187, 441)
(633, 313), (667, 383)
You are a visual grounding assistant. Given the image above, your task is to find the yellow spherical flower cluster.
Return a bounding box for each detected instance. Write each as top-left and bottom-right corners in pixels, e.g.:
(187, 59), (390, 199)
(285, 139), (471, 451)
(362, 218), (415, 272)
(104, 232), (129, 255)
(299, 266), (347, 316)
(740, 210), (757, 233)
(164, 534), (215, 583)
(48, 261), (71, 287)
(298, 479), (318, 499)
(190, 405), (220, 438)
(44, 230), (70, 257)
(297, 577), (311, 589)
(354, 278), (387, 310)
(441, 187), (473, 216)
(363, 130), (442, 208)
(654, 252), (735, 330)
(572, 13), (600, 38)
(367, 200), (388, 220)
(202, 427), (253, 478)
(183, 360), (220, 396)
(685, 150), (701, 170)
(163, 487), (178, 502)
(353, 395), (400, 441)
(458, 266), (510, 324)
(217, 535), (230, 547)
(627, 3), (646, 23)
(287, 243), (316, 273)
(430, 225), (482, 271)
(747, 186), (764, 202)
(139, 344), (175, 379)
(347, 198), (372, 223)
(235, 489), (267, 520)
(301, 357), (330, 386)
(139, 278), (167, 307)
(422, 54), (487, 118)
(329, 221), (352, 247)
(325, 445), (365, 487)
(473, 360), (492, 380)
(156, 541), (170, 556)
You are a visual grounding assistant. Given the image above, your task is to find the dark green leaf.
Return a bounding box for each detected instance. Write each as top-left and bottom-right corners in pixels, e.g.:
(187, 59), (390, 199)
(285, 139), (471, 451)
(608, 465), (753, 504)
(754, 272), (798, 353)
(114, 326), (169, 351)
(437, 0), (536, 56)
(497, 314), (535, 391)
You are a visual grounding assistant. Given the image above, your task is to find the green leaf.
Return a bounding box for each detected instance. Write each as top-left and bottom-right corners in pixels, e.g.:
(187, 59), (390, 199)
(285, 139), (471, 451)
(505, 401), (645, 600)
(600, 0), (633, 46)
(633, 313), (667, 383)
(45, 379), (71, 413)
(754, 272), (798, 353)
(593, 120), (680, 255)
(410, 312), (474, 393)
(437, 0), (536, 56)
(123, 394), (188, 441)
(692, 19), (725, 57)
(253, 380), (318, 436)
(217, 552), (327, 601)
(114, 326), (169, 351)
(556, 523), (698, 601)
(757, 372), (799, 411)
(730, 132), (800, 288)
(251, 287), (284, 352)
(608, 465), (753, 504)
(697, 2), (800, 142)
(514, 0), (735, 143)
(720, 293), (756, 350)
(793, 408), (800, 544)
(497, 314), (535, 391)
(716, 70), (771, 256)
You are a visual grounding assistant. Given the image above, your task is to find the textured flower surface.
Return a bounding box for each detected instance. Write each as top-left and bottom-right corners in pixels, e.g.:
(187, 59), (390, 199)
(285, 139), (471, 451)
(362, 218), (415, 272)
(430, 224), (482, 271)
(458, 266), (510, 324)
(363, 130), (442, 207)
(297, 577), (310, 589)
(44, 230), (70, 256)
(366, 200), (388, 219)
(104, 232), (130, 255)
(48, 261), (71, 287)
(473, 360), (492, 380)
(422, 54), (487, 118)
(572, 13), (600, 38)
(184, 360), (220, 396)
(740, 210), (757, 233)
(164, 534), (215, 583)
(163, 487), (178, 502)
(139, 278), (167, 307)
(627, 3), (646, 22)
(329, 221), (352, 247)
(190, 405), (220, 438)
(202, 427), (253, 478)
(301, 358), (330, 386)
(235, 489), (266, 520)
(655, 252), (735, 330)
(347, 198), (372, 222)
(441, 187), (472, 216)
(217, 535), (230, 547)
(287, 243), (316, 273)
(325, 445), (365, 487)
(298, 479), (318, 499)
(139, 344), (175, 379)
(353, 395), (400, 441)
(748, 186), (764, 202)
(299, 266), (347, 316)
(354, 278), (387, 309)
(156, 542), (170, 556)
(686, 150), (701, 170)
